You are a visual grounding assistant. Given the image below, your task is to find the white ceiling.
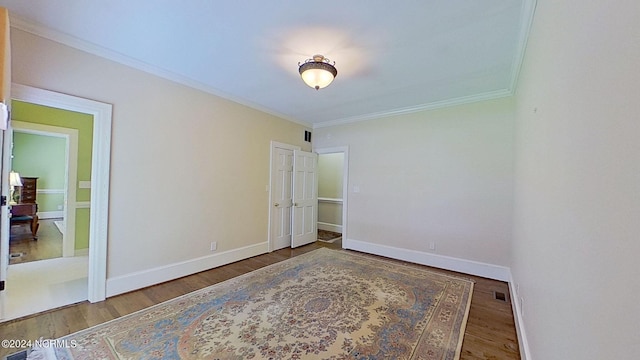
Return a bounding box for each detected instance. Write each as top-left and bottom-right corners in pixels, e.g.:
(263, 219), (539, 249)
(0, 0), (534, 127)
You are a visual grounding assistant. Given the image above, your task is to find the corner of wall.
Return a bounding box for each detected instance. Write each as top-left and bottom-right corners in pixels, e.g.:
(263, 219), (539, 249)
(508, 272), (532, 360)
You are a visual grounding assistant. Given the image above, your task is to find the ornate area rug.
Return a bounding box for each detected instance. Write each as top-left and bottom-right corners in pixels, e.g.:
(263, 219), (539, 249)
(39, 248), (474, 359)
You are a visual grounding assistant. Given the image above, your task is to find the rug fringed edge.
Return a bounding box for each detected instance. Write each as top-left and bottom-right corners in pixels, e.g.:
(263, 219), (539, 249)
(453, 281), (475, 360)
(55, 248), (334, 342)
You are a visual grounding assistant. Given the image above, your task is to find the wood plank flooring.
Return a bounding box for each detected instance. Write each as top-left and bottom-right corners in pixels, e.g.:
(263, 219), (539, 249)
(9, 219), (63, 264)
(0, 240), (520, 359)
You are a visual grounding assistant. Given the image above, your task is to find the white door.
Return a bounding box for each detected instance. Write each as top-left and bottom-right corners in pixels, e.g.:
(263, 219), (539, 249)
(271, 147), (294, 250)
(0, 121), (12, 319)
(291, 150), (318, 248)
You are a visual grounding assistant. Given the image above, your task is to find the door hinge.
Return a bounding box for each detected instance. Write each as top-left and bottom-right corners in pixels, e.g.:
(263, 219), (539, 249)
(0, 280), (5, 291)
(1, 195), (6, 206)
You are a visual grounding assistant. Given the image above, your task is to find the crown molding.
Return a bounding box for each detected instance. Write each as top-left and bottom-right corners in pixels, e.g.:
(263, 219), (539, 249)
(8, 14), (312, 129)
(313, 88), (513, 129)
(7, 0), (536, 132)
(314, 0), (537, 129)
(508, 0), (538, 94)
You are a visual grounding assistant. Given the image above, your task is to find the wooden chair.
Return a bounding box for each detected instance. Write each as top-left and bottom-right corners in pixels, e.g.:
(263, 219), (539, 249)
(10, 203), (39, 240)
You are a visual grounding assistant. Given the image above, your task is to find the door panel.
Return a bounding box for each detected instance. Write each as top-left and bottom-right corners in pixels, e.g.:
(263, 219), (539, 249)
(271, 147), (293, 250)
(291, 150), (318, 248)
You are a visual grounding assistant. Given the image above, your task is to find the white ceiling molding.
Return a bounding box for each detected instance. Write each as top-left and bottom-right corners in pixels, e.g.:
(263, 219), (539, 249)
(313, 89), (513, 129)
(508, 0), (539, 94)
(3, 1), (537, 128)
(8, 14), (311, 129)
(314, 0), (537, 129)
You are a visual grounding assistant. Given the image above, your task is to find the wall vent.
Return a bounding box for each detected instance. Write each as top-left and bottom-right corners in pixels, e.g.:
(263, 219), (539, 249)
(493, 291), (507, 302)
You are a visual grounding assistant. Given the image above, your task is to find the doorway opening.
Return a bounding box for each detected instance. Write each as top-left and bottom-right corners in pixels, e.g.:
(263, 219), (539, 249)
(10, 121), (79, 264)
(0, 84), (112, 321)
(315, 147), (348, 247)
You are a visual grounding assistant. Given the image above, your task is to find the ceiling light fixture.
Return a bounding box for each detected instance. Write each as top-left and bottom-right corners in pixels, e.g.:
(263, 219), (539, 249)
(298, 55), (337, 90)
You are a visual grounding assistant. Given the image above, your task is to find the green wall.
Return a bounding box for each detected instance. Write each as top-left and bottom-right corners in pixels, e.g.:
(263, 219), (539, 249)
(11, 100), (93, 250)
(12, 132), (66, 212)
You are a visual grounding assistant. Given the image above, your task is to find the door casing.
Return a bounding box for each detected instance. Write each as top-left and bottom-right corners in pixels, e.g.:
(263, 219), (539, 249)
(314, 146), (349, 248)
(0, 84), (112, 318)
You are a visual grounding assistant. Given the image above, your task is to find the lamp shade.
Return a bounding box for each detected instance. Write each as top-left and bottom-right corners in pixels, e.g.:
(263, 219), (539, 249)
(9, 171), (22, 187)
(298, 55), (337, 90)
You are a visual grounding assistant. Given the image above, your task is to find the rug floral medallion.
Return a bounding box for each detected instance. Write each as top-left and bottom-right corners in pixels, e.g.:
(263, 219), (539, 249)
(49, 248), (474, 360)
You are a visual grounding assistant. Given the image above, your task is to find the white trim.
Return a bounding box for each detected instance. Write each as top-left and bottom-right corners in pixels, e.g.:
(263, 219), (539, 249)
(37, 210), (64, 219)
(317, 222), (342, 233)
(75, 201), (91, 209)
(310, 1), (537, 129)
(509, 274), (532, 360)
(509, 0), (538, 94)
(8, 15), (311, 129)
(36, 188), (65, 194)
(313, 89), (512, 129)
(7, 10), (537, 131)
(343, 238), (511, 282)
(314, 146), (349, 249)
(11, 84), (112, 303)
(106, 242), (268, 297)
(318, 197), (343, 204)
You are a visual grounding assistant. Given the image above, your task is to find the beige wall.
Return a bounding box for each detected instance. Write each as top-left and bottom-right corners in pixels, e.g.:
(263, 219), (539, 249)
(512, 0), (640, 358)
(10, 29), (310, 279)
(318, 153), (343, 199)
(314, 97), (515, 266)
(318, 153), (343, 226)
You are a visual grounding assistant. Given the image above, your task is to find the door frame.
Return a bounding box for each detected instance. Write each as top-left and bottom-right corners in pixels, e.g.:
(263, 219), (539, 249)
(267, 141), (300, 252)
(9, 83), (112, 303)
(12, 121), (78, 258)
(314, 146), (349, 248)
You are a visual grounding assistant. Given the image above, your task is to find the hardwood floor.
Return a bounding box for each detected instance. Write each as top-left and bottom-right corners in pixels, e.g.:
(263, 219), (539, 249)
(9, 218), (63, 264)
(0, 240), (520, 359)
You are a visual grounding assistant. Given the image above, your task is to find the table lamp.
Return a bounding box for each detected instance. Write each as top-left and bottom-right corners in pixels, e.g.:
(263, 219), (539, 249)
(9, 171), (22, 204)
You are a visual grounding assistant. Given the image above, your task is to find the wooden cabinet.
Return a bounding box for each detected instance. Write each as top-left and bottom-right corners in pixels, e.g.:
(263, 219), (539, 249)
(11, 177), (39, 240)
(19, 177), (38, 203)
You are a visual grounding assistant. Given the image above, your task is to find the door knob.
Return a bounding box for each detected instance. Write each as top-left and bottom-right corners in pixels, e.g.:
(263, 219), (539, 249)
(274, 203), (280, 207)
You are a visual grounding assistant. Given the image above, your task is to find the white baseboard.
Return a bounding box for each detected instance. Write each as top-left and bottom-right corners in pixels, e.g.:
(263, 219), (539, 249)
(37, 210), (64, 219)
(343, 238), (530, 357)
(106, 242), (269, 297)
(318, 222), (342, 233)
(509, 275), (532, 360)
(343, 238), (511, 282)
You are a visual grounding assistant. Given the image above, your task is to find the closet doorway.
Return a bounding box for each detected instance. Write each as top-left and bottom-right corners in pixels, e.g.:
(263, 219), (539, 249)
(315, 147), (348, 246)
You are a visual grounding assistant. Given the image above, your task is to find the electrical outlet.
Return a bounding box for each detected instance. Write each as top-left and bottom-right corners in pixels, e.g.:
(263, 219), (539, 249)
(429, 241), (436, 251)
(210, 242), (217, 252)
(57, 205), (63, 210)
